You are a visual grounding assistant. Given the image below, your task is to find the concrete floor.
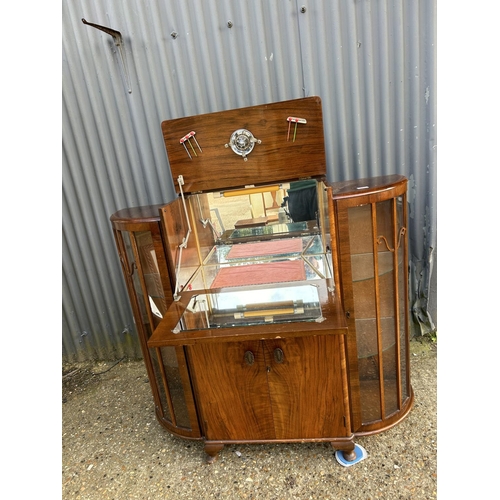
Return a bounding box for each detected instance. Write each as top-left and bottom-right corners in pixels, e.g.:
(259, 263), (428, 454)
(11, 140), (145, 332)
(62, 338), (436, 499)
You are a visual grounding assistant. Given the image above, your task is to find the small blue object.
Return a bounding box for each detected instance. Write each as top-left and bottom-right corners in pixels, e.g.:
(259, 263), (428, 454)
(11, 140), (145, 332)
(335, 443), (367, 467)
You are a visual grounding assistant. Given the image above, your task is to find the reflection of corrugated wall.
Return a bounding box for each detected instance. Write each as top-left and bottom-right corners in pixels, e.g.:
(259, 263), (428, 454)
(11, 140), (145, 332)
(62, 0), (436, 362)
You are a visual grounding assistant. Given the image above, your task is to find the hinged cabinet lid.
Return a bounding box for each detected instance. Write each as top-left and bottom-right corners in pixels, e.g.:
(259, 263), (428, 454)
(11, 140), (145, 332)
(161, 97), (327, 194)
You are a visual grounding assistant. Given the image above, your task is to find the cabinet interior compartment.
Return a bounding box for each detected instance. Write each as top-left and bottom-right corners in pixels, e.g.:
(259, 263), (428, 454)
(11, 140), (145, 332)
(161, 178), (335, 302)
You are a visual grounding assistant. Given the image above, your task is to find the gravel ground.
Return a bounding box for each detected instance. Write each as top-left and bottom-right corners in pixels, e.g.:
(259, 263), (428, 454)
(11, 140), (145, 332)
(62, 338), (436, 499)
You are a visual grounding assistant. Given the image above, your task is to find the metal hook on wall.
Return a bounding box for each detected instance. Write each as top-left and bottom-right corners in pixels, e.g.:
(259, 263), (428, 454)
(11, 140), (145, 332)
(82, 18), (132, 94)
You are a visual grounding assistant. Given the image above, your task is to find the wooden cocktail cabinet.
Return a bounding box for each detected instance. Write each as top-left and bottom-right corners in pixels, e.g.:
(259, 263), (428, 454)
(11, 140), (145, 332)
(110, 97), (413, 464)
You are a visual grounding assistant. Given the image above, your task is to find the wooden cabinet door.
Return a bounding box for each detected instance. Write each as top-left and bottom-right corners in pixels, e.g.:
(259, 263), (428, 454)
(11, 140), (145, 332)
(264, 335), (348, 439)
(188, 335), (348, 442)
(187, 341), (275, 441)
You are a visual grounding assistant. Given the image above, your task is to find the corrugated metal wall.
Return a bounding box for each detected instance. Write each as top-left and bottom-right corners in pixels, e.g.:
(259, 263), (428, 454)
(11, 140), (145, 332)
(62, 0), (436, 362)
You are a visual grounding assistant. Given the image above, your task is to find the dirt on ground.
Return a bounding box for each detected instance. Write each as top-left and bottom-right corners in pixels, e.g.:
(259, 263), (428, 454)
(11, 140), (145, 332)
(62, 337), (437, 499)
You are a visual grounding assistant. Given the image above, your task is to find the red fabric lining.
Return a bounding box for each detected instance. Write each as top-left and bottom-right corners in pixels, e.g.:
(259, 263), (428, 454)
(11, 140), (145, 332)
(226, 239), (302, 259)
(210, 260), (306, 288)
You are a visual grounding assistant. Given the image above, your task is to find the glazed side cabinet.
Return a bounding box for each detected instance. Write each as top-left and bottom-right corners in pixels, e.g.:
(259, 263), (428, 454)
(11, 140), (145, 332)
(110, 206), (201, 439)
(109, 97), (413, 464)
(331, 175), (413, 435)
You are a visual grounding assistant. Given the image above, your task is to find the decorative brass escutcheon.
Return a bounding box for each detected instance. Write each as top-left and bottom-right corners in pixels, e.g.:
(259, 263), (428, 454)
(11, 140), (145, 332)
(274, 348), (284, 363)
(244, 350), (255, 366)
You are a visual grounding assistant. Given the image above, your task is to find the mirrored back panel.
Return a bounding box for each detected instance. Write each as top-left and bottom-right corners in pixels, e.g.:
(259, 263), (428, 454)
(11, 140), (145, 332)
(161, 179), (334, 299)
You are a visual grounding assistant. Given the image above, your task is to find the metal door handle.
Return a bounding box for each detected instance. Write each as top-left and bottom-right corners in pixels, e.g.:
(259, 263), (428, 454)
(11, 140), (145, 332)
(244, 350), (255, 366)
(274, 348), (284, 363)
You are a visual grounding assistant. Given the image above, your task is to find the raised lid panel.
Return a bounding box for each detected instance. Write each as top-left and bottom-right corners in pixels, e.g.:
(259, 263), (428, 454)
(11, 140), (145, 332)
(161, 97), (327, 194)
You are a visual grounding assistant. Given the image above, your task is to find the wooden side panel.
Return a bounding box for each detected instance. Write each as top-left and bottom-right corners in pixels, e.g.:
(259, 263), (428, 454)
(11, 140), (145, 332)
(162, 97), (327, 194)
(187, 341), (275, 441)
(264, 336), (348, 439)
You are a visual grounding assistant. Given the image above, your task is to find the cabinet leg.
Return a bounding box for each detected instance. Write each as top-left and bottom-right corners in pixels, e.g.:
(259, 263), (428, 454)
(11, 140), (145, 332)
(331, 441), (357, 461)
(204, 443), (224, 464)
(341, 447), (357, 462)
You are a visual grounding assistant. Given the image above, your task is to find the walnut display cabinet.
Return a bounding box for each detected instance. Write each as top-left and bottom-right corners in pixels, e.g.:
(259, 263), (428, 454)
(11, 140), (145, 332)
(110, 97), (413, 465)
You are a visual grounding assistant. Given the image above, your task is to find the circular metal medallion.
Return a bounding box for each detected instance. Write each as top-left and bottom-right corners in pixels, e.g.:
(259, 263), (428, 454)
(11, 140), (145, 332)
(227, 129), (260, 158)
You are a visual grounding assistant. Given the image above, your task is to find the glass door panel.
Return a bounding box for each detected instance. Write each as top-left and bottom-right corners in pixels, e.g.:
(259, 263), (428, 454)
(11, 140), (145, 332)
(149, 346), (193, 430)
(347, 198), (405, 423)
(135, 231), (168, 327)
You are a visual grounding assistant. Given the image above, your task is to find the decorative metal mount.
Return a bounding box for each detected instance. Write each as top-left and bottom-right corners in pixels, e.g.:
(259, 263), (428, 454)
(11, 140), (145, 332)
(225, 129), (261, 161)
(180, 131), (202, 159)
(287, 116), (307, 142)
(377, 227), (407, 252)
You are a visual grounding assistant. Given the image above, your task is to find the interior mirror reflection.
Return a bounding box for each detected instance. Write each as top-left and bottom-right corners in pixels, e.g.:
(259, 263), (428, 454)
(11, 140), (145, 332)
(200, 180), (321, 244)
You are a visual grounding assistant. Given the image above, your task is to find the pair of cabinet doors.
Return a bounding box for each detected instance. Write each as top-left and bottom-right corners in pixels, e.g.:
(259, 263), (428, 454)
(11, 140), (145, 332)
(187, 334), (349, 442)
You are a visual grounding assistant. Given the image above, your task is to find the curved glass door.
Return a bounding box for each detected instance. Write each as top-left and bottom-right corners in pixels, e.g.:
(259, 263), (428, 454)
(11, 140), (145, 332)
(347, 196), (409, 424)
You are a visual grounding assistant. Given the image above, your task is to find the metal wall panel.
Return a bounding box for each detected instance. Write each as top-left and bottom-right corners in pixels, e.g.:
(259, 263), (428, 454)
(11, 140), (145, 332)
(62, 0), (436, 362)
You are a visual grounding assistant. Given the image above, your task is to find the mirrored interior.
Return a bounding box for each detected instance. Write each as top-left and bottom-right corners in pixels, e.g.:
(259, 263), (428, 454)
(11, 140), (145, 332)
(171, 179), (333, 296)
(173, 283), (323, 332)
(207, 180), (321, 242)
(165, 179), (333, 296)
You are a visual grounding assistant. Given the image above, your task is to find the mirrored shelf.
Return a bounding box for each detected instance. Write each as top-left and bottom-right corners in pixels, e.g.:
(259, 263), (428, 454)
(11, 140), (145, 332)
(173, 283), (323, 332)
(224, 220), (320, 243)
(205, 234), (325, 264)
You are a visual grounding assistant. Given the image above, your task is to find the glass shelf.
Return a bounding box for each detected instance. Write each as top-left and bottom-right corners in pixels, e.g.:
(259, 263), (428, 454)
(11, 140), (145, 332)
(350, 252), (403, 282)
(178, 234), (333, 292)
(172, 283), (323, 333)
(205, 235), (325, 265)
(220, 220), (320, 243)
(355, 317), (398, 359)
